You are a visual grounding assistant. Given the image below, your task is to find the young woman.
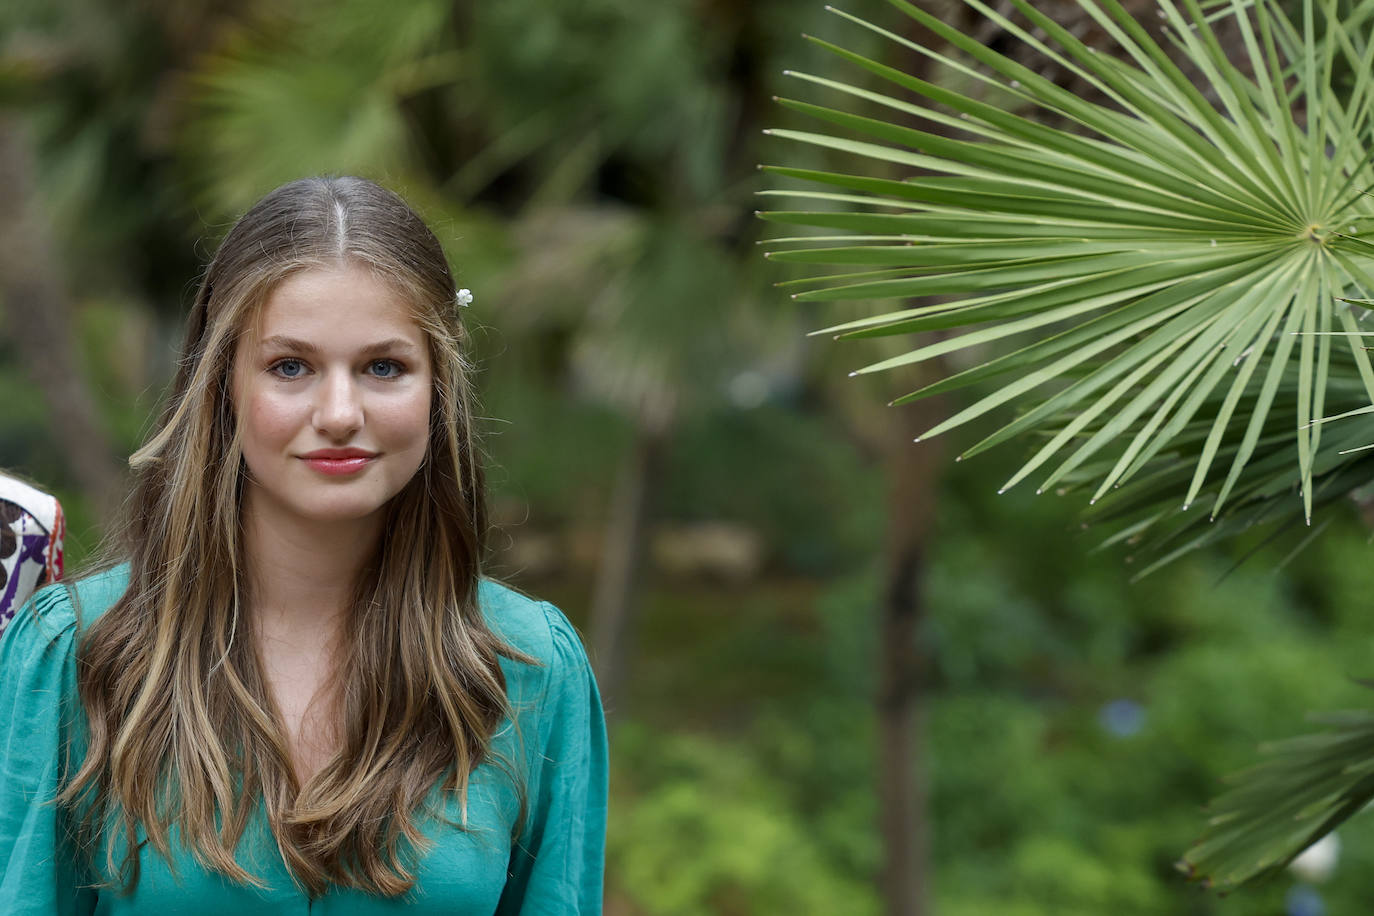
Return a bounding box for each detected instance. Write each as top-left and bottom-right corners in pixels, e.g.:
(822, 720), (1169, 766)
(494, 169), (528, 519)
(0, 177), (607, 914)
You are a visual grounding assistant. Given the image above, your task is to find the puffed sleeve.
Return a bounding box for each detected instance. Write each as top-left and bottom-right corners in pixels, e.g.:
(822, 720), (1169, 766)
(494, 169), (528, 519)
(496, 604), (608, 915)
(0, 585), (94, 916)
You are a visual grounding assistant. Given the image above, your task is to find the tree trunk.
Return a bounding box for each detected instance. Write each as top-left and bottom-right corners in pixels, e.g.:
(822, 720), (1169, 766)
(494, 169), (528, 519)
(865, 7), (971, 908)
(878, 396), (944, 916)
(589, 408), (672, 714)
(0, 116), (124, 521)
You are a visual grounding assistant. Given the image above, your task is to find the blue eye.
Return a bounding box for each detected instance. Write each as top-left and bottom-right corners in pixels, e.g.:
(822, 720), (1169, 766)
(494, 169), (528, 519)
(370, 359), (403, 378)
(271, 359), (307, 379)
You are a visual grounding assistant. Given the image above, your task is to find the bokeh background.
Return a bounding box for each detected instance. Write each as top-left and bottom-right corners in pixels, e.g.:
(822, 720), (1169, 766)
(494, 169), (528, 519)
(3, 1), (1374, 913)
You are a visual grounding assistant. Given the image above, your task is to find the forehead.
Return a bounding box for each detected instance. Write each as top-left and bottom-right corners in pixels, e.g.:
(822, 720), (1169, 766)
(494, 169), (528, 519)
(246, 264), (426, 347)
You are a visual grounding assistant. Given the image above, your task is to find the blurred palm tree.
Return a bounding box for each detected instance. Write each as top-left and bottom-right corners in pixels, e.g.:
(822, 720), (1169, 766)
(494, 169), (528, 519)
(762, 0), (1374, 893)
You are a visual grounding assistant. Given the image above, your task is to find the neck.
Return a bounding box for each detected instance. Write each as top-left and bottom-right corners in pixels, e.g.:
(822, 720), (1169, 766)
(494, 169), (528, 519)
(240, 487), (383, 641)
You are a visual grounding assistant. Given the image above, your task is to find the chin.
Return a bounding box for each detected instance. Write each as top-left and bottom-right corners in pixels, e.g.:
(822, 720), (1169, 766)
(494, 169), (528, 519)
(286, 495), (393, 525)
(311, 502), (391, 523)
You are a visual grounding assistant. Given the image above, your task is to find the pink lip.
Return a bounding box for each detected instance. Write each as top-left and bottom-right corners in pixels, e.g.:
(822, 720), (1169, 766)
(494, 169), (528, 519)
(300, 449), (378, 476)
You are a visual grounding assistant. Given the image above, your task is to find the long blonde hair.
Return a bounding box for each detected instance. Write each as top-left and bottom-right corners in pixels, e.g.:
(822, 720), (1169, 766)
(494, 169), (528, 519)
(62, 177), (526, 897)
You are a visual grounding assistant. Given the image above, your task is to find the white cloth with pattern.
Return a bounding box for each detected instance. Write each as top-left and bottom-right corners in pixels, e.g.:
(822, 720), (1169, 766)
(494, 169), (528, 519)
(0, 474), (64, 634)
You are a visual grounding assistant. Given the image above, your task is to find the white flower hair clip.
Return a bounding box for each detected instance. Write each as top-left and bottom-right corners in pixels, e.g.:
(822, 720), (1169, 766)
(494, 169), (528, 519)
(455, 288), (473, 308)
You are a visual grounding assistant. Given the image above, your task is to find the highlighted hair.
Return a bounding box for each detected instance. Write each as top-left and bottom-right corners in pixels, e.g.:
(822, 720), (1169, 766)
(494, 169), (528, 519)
(62, 177), (527, 896)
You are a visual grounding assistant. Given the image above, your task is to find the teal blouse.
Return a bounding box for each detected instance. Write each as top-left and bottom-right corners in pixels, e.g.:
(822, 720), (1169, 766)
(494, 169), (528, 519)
(0, 565), (607, 914)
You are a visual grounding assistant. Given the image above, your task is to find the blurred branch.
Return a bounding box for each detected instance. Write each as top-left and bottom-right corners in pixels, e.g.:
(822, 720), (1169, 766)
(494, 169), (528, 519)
(878, 390), (943, 916)
(589, 394), (676, 714)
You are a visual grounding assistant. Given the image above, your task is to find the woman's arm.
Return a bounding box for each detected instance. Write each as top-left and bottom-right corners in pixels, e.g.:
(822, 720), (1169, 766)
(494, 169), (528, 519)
(0, 585), (95, 916)
(496, 604), (608, 915)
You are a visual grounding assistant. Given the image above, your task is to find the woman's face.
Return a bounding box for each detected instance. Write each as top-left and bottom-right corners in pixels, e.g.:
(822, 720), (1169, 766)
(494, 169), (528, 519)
(232, 263), (433, 531)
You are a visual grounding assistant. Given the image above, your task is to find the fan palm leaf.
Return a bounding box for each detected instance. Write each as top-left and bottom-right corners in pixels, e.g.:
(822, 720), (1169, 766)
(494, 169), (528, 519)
(761, 0), (1374, 536)
(1178, 703), (1374, 889)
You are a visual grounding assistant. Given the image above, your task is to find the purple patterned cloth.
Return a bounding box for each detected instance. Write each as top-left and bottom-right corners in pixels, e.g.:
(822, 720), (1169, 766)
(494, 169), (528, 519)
(0, 475), (63, 634)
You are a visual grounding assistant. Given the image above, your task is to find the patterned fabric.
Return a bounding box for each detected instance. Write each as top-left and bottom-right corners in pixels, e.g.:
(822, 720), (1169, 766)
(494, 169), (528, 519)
(0, 475), (64, 634)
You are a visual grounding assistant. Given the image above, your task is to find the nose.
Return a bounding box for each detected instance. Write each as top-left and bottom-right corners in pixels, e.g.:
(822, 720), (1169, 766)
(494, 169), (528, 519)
(313, 369), (364, 439)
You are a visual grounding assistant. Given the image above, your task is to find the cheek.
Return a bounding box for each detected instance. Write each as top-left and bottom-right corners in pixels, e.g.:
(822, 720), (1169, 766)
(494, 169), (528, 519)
(239, 388), (305, 456)
(375, 384), (433, 453)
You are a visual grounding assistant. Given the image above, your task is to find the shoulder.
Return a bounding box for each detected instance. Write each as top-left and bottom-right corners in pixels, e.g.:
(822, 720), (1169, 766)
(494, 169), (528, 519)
(64, 562), (131, 632)
(0, 562), (128, 659)
(0, 581), (78, 657)
(479, 580), (604, 774)
(479, 579), (598, 724)
(478, 578), (586, 668)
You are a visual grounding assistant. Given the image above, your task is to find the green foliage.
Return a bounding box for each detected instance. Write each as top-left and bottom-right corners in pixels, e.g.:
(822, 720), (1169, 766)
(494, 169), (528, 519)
(481, 368), (630, 521)
(73, 298), (162, 452)
(597, 445), (1374, 913)
(464, 0), (732, 201)
(0, 362), (59, 475)
(610, 724), (878, 916)
(661, 405), (886, 572)
(176, 0), (453, 217)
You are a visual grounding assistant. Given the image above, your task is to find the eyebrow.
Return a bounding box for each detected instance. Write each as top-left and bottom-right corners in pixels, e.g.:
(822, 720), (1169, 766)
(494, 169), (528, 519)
(258, 335), (422, 357)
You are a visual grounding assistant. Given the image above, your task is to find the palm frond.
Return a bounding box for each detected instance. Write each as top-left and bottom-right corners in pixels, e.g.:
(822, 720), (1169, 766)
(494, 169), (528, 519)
(1179, 700), (1374, 890)
(761, 0), (1374, 532)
